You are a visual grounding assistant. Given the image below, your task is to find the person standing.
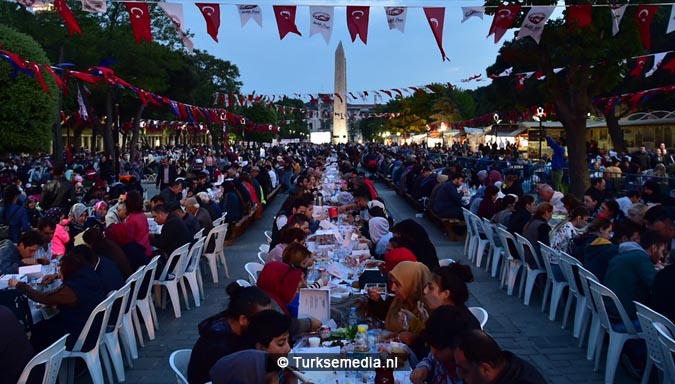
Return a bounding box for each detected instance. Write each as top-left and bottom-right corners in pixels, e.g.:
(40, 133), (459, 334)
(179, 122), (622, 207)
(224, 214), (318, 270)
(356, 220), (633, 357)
(546, 134), (566, 192)
(155, 157), (178, 192)
(39, 161), (75, 211)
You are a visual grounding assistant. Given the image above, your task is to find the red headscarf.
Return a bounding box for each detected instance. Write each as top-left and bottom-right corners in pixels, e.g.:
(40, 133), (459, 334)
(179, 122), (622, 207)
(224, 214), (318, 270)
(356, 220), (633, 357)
(256, 262), (304, 315)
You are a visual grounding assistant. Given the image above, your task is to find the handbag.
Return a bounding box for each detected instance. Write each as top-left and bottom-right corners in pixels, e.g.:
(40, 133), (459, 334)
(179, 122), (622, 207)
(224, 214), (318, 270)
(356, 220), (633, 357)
(0, 289), (33, 332)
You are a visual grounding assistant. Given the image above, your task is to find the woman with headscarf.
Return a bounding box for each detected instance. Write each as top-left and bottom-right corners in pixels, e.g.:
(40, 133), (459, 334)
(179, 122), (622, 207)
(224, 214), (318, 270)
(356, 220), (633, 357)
(51, 203), (87, 257)
(369, 216), (391, 256)
(391, 219), (439, 271)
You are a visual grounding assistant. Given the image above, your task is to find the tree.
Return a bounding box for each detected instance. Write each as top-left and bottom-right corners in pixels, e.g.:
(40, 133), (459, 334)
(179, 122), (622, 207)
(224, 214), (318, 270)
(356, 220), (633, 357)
(0, 24), (57, 154)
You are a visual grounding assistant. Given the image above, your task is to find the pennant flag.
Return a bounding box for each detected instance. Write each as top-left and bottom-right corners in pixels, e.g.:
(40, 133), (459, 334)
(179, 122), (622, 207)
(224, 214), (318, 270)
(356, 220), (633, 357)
(630, 56), (649, 78)
(634, 5), (659, 49)
(645, 52), (669, 77)
(489, 67), (513, 78)
(273, 6), (301, 39)
(16, 0), (50, 9)
(610, 4), (627, 36)
(516, 74), (526, 92)
(461, 7), (484, 23)
(423, 7), (447, 61)
(158, 3), (194, 52)
(196, 3), (221, 42)
(80, 0), (105, 13)
(77, 85), (88, 119)
(125, 3), (152, 44)
(567, 4), (592, 30)
(668, 5), (675, 34)
(488, 5), (521, 44)
(347, 6), (370, 44)
(662, 55), (675, 75)
(309, 6), (334, 44)
(54, 0), (82, 36)
(237, 5), (262, 28)
(517, 6), (554, 44)
(384, 7), (407, 32)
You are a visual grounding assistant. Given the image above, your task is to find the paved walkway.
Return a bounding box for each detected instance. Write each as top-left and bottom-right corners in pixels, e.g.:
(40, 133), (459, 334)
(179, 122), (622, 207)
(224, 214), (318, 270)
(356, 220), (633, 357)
(116, 181), (638, 384)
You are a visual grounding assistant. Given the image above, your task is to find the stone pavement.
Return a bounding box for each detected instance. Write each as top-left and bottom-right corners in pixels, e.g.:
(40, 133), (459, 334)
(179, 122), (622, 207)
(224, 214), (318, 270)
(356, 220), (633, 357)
(115, 181), (641, 384)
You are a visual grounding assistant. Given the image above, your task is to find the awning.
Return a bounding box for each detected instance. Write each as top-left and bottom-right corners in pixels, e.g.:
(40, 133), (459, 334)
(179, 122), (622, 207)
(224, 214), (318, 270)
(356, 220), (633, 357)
(486, 124), (527, 137)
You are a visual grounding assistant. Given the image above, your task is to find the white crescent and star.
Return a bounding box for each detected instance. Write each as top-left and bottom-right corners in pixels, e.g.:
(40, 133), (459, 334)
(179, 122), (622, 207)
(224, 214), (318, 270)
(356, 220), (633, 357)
(430, 18), (439, 28)
(352, 10), (364, 19)
(130, 6), (144, 18)
(279, 10), (291, 19)
(498, 9), (512, 18)
(638, 9), (650, 21)
(201, 6), (215, 15)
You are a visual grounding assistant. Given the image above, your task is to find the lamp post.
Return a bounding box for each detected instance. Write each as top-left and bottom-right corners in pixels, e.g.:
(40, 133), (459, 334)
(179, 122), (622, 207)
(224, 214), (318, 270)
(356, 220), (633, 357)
(493, 113), (502, 150)
(534, 107), (545, 161)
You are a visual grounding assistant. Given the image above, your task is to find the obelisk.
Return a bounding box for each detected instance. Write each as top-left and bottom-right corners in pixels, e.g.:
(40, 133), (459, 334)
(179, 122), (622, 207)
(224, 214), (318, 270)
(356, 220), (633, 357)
(333, 41), (348, 144)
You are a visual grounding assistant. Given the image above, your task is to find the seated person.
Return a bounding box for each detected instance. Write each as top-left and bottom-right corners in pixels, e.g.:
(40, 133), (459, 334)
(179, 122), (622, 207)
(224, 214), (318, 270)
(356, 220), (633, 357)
(187, 282), (272, 384)
(383, 237), (417, 274)
(433, 173), (467, 220)
(0, 229), (45, 274)
(244, 309), (292, 356)
(209, 350), (290, 384)
(82, 227), (133, 279)
(266, 227), (306, 264)
(423, 263), (480, 328)
(75, 243), (124, 295)
(150, 204), (192, 258)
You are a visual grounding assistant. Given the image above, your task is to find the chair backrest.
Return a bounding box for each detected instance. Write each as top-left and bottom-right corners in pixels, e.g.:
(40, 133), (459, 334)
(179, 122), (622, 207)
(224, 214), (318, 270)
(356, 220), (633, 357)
(467, 211), (483, 235)
(514, 233), (544, 271)
(558, 251), (582, 296)
(193, 228), (205, 240)
(108, 280), (132, 334)
(462, 208), (476, 237)
(257, 252), (267, 264)
(205, 223), (229, 254)
(264, 230), (273, 244)
(157, 243), (191, 281)
(212, 217), (224, 227)
(138, 256), (161, 302)
(17, 334), (69, 384)
(186, 237), (206, 273)
(71, 289), (117, 353)
(538, 242), (560, 281)
(635, 301), (675, 371)
(245, 262), (264, 285)
(438, 258), (455, 267)
(124, 266), (146, 315)
(236, 279), (251, 287)
(169, 349), (192, 384)
(495, 227), (519, 261)
(259, 244), (270, 254)
(468, 306), (489, 330)
(654, 322), (675, 384)
(576, 264), (600, 313)
(481, 219), (501, 249)
(587, 278), (638, 335)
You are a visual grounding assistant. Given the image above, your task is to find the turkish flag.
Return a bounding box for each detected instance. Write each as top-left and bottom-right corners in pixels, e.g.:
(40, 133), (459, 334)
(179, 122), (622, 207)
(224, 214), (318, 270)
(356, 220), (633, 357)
(196, 3), (221, 42)
(567, 4), (592, 30)
(662, 55), (675, 75)
(125, 2), (152, 44)
(347, 6), (370, 44)
(634, 5), (659, 49)
(273, 6), (301, 39)
(488, 5), (520, 44)
(630, 56), (649, 78)
(54, 0), (82, 36)
(423, 7), (447, 61)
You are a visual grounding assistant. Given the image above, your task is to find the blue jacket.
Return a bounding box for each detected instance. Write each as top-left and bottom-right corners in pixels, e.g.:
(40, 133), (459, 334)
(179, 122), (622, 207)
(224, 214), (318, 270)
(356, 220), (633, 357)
(546, 136), (566, 170)
(0, 240), (21, 274)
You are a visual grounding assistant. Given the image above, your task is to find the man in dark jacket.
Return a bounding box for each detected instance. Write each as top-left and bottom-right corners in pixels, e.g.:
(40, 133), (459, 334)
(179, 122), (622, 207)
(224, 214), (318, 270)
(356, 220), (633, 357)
(150, 204), (192, 258)
(39, 161), (75, 211)
(454, 329), (547, 384)
(156, 157), (178, 191)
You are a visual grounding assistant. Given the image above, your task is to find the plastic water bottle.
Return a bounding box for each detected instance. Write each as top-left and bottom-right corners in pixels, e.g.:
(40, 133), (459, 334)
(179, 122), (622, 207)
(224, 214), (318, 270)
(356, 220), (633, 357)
(348, 307), (358, 328)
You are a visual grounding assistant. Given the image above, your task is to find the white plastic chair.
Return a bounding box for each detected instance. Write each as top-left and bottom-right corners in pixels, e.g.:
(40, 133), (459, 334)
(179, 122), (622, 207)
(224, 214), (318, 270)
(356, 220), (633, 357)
(203, 223), (229, 283)
(258, 251), (267, 264)
(17, 334), (68, 384)
(193, 228), (204, 240)
(438, 258), (455, 267)
(101, 281), (131, 383)
(495, 227), (523, 296)
(259, 244), (270, 253)
(59, 291), (117, 384)
(154, 243), (191, 318)
(558, 251), (589, 340)
(236, 279), (251, 287)
(468, 306), (489, 330)
(169, 349), (192, 384)
(538, 242), (569, 321)
(245, 262), (264, 285)
(655, 322), (675, 384)
(468, 212), (489, 268)
(514, 233), (546, 306)
(635, 301), (675, 384)
(577, 265), (603, 361)
(134, 256), (161, 346)
(587, 278), (642, 384)
(461, 208), (474, 261)
(212, 217), (224, 227)
(264, 230), (272, 244)
(482, 218), (504, 278)
(184, 237), (206, 308)
(119, 266), (145, 367)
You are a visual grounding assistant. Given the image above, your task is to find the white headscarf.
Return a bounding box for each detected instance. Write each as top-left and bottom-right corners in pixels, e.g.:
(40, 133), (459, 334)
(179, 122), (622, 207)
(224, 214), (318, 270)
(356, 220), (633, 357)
(369, 216), (390, 245)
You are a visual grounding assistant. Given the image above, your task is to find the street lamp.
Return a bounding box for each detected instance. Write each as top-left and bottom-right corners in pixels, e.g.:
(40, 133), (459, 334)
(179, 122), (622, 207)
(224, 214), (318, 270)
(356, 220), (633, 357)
(493, 113), (501, 149)
(533, 107), (545, 160)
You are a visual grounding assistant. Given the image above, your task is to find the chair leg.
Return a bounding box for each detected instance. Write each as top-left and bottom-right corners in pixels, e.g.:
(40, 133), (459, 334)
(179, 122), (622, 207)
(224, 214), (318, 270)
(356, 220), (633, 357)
(219, 251), (230, 278)
(562, 293), (574, 330)
(573, 298), (588, 340)
(186, 273), (201, 307)
(206, 254), (219, 283)
(150, 296), (159, 330)
(100, 341), (115, 384)
(604, 335), (629, 384)
(84, 350), (106, 384)
(506, 263), (521, 296)
(475, 241), (487, 268)
(523, 270), (539, 306)
(165, 283), (182, 318)
(132, 310), (145, 348)
(491, 251), (502, 278)
(179, 279), (191, 310)
(548, 284), (567, 321)
(641, 360), (654, 384)
(587, 318), (602, 361)
(120, 316), (137, 365)
(540, 279), (551, 311)
(136, 299), (156, 341)
(594, 328), (606, 372)
(196, 264), (205, 299)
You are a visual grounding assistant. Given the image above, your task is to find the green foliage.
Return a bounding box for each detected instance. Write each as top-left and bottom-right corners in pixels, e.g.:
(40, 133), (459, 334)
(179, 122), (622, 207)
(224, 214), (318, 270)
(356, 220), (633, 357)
(277, 98), (309, 140)
(0, 24), (57, 154)
(241, 103), (277, 142)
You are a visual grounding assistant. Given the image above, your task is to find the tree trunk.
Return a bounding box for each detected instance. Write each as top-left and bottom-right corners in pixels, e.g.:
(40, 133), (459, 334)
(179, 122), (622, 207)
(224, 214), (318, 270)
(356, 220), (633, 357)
(73, 125), (84, 152)
(603, 110), (628, 153)
(52, 46), (65, 161)
(103, 90), (116, 172)
(129, 104), (145, 161)
(209, 124), (220, 154)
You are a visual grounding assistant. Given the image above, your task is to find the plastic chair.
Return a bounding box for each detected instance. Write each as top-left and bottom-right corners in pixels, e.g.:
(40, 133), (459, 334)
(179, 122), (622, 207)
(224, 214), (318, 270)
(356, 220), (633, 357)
(514, 233), (546, 306)
(259, 244), (270, 254)
(169, 349), (192, 384)
(236, 279), (251, 287)
(587, 278), (642, 384)
(203, 223), (229, 283)
(184, 237), (206, 308)
(558, 251), (589, 340)
(635, 302), (675, 384)
(134, 256), (161, 346)
(482, 218), (503, 278)
(17, 334), (68, 384)
(59, 291), (117, 384)
(468, 212), (489, 268)
(438, 258), (455, 267)
(245, 262), (264, 285)
(119, 266), (145, 367)
(193, 228), (204, 240)
(212, 217), (224, 227)
(264, 230), (273, 244)
(468, 306), (489, 330)
(538, 242), (569, 321)
(461, 208), (474, 261)
(654, 322), (675, 384)
(258, 251), (267, 264)
(495, 227), (523, 296)
(154, 243), (191, 318)
(577, 265), (603, 361)
(101, 281), (131, 383)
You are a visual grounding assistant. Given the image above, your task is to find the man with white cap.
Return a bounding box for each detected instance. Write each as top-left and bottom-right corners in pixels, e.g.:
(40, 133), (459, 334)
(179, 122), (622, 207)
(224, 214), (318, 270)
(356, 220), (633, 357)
(185, 197), (213, 236)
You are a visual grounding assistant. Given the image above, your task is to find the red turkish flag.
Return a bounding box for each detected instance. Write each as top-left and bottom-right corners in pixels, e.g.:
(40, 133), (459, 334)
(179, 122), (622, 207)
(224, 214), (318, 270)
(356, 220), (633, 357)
(488, 5), (520, 44)
(567, 4), (592, 30)
(423, 7), (447, 61)
(662, 55), (675, 75)
(273, 6), (301, 39)
(196, 3), (220, 42)
(347, 6), (370, 44)
(125, 3), (152, 44)
(630, 56), (649, 78)
(634, 5), (659, 49)
(53, 0), (81, 36)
